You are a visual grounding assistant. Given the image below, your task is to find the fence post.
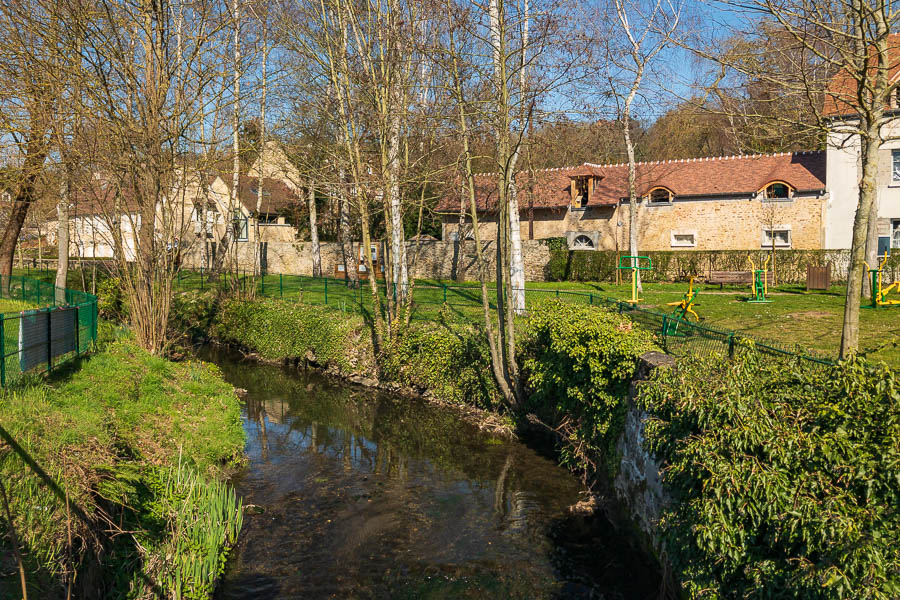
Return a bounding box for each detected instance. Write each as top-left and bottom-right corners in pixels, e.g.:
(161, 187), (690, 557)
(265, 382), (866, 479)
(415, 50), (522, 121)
(261, 273), (265, 296)
(46, 308), (53, 374)
(589, 293), (593, 306)
(443, 284), (447, 304)
(280, 273), (283, 298)
(324, 278), (328, 305)
(0, 315), (5, 387)
(21, 276), (25, 302)
(74, 306), (80, 356)
(728, 332), (735, 358)
(556, 289), (559, 298)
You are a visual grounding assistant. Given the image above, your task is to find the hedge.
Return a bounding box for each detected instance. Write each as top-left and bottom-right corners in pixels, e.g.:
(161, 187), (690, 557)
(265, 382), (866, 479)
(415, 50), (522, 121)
(541, 237), (900, 284)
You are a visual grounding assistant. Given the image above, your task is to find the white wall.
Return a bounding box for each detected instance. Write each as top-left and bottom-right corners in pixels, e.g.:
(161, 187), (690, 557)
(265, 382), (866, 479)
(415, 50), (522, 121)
(826, 121), (900, 249)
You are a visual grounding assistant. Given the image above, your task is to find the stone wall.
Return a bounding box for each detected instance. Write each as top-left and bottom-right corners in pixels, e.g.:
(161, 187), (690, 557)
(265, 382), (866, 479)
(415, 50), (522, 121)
(442, 192), (828, 251)
(614, 352), (675, 552)
(182, 239), (552, 282)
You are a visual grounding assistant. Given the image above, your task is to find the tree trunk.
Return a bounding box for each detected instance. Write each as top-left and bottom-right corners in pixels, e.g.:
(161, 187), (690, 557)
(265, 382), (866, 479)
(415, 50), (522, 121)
(452, 182), (466, 281)
(0, 132), (48, 283)
(623, 99), (641, 293)
(841, 132), (880, 358)
(209, 0), (240, 280)
(336, 169), (356, 283)
(387, 95), (407, 305)
(308, 185), (321, 277)
(446, 0), (514, 407)
(508, 180), (525, 312)
(254, 20), (268, 277)
(55, 191), (69, 301)
(862, 195), (879, 298)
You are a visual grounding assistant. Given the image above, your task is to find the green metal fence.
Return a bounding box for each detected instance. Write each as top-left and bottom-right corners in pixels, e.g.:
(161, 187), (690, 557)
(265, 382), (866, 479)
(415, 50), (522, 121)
(0, 276), (99, 386)
(174, 269), (835, 370)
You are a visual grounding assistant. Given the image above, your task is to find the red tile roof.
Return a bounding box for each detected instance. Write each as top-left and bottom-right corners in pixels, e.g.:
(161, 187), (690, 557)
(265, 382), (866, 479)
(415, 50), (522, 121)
(223, 175), (301, 215)
(823, 34), (900, 117)
(70, 177), (143, 217)
(436, 152), (826, 213)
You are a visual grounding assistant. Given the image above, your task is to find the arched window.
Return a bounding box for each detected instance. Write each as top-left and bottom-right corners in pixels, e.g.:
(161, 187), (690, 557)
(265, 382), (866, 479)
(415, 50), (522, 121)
(647, 186), (674, 205)
(762, 181), (793, 200)
(572, 234), (595, 249)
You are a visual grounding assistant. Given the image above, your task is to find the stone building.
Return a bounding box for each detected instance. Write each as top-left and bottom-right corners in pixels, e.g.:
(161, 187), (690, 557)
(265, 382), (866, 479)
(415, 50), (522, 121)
(436, 152), (830, 251)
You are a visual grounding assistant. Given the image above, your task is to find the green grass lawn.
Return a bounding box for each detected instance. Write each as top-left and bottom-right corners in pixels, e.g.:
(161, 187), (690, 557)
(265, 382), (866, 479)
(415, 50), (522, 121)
(171, 271), (899, 367)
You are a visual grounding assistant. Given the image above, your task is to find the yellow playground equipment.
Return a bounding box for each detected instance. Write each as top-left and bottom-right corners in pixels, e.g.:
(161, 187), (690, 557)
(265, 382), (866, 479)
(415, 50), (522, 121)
(617, 255), (652, 304)
(864, 255), (900, 308)
(747, 256), (772, 303)
(664, 276), (701, 335)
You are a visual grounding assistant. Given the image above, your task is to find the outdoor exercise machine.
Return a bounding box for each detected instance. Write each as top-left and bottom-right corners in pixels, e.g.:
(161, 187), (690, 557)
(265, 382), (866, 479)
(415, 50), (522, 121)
(617, 255), (652, 304)
(664, 276), (701, 335)
(747, 256), (773, 303)
(863, 255), (900, 308)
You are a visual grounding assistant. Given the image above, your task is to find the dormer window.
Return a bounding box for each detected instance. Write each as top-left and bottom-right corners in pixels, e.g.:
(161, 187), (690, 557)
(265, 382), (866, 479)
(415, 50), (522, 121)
(570, 176), (594, 209)
(762, 181), (793, 201)
(646, 186), (674, 205)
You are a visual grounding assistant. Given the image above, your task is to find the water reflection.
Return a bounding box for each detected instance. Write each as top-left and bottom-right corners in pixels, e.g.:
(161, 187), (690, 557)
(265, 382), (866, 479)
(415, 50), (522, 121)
(201, 346), (659, 599)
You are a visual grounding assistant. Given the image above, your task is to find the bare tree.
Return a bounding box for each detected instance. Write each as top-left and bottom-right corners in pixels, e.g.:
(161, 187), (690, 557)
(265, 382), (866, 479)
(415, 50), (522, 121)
(605, 0), (681, 293)
(72, 0), (233, 353)
(0, 1), (59, 285)
(698, 0), (900, 357)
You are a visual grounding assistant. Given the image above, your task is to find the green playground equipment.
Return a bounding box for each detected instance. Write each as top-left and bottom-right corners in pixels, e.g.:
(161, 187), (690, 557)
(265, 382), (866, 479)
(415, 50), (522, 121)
(863, 255), (900, 309)
(747, 256), (773, 304)
(664, 276), (701, 335)
(617, 255), (652, 304)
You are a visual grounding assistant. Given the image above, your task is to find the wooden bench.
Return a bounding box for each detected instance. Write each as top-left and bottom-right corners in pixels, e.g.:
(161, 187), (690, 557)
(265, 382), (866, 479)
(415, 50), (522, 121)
(707, 270), (774, 289)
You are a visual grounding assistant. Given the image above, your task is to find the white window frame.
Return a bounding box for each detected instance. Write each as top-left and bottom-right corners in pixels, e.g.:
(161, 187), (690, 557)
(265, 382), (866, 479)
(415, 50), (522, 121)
(566, 230), (599, 250)
(892, 219), (900, 248)
(670, 230), (697, 248)
(761, 224), (792, 248)
(571, 234), (596, 250)
(892, 150), (900, 183)
(232, 210), (249, 242)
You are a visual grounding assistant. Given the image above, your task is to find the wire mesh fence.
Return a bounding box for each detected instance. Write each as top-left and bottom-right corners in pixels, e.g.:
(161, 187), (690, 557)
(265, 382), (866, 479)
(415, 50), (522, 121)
(174, 268), (835, 370)
(0, 275), (99, 386)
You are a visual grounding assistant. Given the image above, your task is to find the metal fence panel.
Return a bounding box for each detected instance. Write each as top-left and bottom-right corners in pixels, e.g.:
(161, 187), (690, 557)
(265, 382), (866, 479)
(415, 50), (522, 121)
(0, 276), (98, 386)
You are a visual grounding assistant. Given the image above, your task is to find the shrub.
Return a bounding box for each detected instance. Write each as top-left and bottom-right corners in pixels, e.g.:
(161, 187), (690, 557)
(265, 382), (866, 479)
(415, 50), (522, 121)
(382, 321), (502, 409)
(170, 290), (219, 337)
(97, 276), (127, 319)
(639, 354), (900, 599)
(520, 300), (657, 476)
(212, 298), (354, 369)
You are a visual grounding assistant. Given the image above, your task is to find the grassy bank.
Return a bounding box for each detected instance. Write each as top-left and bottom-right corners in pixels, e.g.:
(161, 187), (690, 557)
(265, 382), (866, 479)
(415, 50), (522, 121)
(0, 328), (245, 598)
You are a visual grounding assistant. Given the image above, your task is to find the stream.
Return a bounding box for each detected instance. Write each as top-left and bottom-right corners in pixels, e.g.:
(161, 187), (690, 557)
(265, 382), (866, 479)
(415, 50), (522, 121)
(200, 345), (660, 599)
